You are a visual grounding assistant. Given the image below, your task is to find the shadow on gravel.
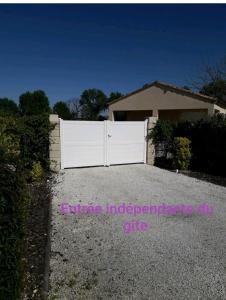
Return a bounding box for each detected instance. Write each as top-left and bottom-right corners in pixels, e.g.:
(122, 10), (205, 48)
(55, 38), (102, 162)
(20, 177), (51, 300)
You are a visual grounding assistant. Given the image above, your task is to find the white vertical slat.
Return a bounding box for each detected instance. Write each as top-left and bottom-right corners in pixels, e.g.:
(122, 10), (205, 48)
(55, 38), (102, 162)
(108, 121), (146, 165)
(60, 120), (147, 168)
(106, 120), (111, 166)
(103, 120), (108, 166)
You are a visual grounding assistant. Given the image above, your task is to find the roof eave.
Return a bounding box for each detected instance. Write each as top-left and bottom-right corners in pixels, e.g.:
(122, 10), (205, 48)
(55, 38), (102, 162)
(107, 80), (226, 109)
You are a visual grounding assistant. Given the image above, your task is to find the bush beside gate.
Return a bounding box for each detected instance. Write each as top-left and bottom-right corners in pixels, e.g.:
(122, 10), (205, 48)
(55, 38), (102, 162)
(150, 114), (226, 176)
(0, 114), (51, 299)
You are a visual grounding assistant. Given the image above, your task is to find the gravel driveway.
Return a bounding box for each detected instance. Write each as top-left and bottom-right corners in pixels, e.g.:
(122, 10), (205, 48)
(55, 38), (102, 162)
(49, 165), (226, 300)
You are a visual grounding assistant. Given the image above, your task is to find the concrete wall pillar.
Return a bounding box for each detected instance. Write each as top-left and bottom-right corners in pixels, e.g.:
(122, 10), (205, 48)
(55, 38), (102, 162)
(146, 117), (158, 165)
(208, 105), (215, 116)
(111, 111), (114, 121)
(152, 109), (159, 118)
(49, 114), (61, 172)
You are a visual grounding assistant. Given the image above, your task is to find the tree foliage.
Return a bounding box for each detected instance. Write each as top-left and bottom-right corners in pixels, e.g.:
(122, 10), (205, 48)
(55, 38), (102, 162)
(193, 56), (226, 102)
(66, 90), (123, 120)
(151, 115), (226, 175)
(19, 90), (50, 116)
(149, 119), (174, 157)
(0, 88), (53, 298)
(108, 91), (123, 102)
(53, 101), (71, 120)
(0, 98), (18, 116)
(0, 117), (20, 164)
(67, 98), (81, 120)
(79, 89), (107, 120)
(200, 79), (226, 101)
(0, 163), (29, 300)
(19, 114), (52, 170)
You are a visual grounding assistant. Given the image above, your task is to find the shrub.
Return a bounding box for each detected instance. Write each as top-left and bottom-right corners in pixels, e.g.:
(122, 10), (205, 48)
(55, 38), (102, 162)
(19, 113), (52, 171)
(0, 114), (52, 172)
(0, 98), (19, 116)
(0, 116), (20, 162)
(172, 137), (192, 170)
(30, 161), (43, 182)
(151, 115), (226, 176)
(0, 113), (52, 299)
(174, 114), (226, 175)
(149, 119), (174, 157)
(149, 119), (174, 145)
(0, 163), (29, 299)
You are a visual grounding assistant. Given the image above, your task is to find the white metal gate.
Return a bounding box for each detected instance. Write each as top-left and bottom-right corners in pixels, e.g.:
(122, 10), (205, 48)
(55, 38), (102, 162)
(60, 119), (147, 169)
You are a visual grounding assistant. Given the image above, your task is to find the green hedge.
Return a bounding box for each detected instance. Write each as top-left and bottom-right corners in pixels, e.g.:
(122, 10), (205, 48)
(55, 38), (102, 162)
(150, 114), (226, 176)
(0, 164), (29, 299)
(174, 115), (226, 175)
(0, 114), (51, 172)
(0, 114), (52, 299)
(19, 113), (52, 171)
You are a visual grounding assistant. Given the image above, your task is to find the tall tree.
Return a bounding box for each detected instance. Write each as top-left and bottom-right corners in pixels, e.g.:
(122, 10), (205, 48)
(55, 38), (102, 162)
(19, 90), (50, 115)
(0, 98), (18, 116)
(200, 80), (226, 102)
(53, 101), (71, 120)
(108, 92), (124, 103)
(80, 89), (107, 120)
(193, 56), (226, 102)
(67, 97), (82, 120)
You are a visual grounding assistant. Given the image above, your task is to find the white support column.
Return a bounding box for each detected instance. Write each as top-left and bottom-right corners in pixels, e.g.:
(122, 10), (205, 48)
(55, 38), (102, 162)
(152, 109), (159, 118)
(111, 111), (115, 121)
(208, 106), (215, 116)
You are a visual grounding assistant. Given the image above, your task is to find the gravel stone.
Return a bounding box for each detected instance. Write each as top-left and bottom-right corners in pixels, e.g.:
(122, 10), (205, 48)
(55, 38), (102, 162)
(49, 164), (226, 300)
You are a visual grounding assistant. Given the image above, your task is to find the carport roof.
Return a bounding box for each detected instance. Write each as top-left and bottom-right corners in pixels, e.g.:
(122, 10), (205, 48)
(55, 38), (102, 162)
(108, 81), (226, 109)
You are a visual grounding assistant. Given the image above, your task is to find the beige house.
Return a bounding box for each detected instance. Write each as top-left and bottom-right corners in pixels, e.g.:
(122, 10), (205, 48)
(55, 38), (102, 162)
(108, 81), (226, 121)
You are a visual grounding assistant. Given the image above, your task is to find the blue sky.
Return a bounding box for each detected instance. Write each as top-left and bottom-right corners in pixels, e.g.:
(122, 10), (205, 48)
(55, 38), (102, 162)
(0, 4), (226, 106)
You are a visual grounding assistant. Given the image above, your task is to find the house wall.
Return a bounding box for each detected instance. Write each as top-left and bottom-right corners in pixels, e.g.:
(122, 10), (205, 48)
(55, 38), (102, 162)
(214, 104), (226, 114)
(114, 110), (153, 121)
(108, 85), (216, 121)
(158, 109), (208, 121)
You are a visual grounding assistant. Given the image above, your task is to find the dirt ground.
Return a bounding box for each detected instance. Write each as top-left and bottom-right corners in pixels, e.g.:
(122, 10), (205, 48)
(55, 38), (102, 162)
(21, 180), (51, 300)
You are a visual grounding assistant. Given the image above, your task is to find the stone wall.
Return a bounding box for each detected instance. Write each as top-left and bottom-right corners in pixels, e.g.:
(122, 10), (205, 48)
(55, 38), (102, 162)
(49, 114), (61, 172)
(146, 117), (158, 165)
